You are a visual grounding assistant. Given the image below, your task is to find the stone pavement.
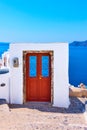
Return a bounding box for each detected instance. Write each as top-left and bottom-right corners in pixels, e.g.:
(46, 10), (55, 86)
(0, 97), (87, 130)
(0, 99), (9, 112)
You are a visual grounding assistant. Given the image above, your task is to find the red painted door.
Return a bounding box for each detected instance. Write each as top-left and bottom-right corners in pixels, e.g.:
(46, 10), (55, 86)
(26, 53), (51, 102)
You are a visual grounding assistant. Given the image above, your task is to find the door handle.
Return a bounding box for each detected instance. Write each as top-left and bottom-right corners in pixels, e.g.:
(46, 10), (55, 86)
(39, 75), (42, 79)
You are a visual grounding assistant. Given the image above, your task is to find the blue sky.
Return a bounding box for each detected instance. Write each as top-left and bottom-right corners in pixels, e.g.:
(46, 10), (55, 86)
(0, 0), (87, 43)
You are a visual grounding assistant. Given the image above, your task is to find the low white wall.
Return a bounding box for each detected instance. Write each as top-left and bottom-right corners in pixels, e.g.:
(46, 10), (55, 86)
(0, 73), (10, 103)
(9, 43), (70, 108)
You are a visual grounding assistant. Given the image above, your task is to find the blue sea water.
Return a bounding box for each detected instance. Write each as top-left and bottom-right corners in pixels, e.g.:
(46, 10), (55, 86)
(0, 43), (9, 58)
(69, 46), (87, 87)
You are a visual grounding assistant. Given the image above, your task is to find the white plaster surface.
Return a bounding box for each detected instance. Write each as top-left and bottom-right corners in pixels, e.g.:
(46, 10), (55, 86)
(9, 43), (70, 108)
(0, 73), (10, 103)
(2, 51), (10, 68)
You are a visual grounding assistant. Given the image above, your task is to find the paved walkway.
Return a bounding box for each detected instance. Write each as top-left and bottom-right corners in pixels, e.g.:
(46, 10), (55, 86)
(0, 99), (9, 112)
(0, 97), (87, 130)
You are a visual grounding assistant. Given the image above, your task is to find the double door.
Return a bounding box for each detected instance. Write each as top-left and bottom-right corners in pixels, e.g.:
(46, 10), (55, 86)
(26, 53), (51, 102)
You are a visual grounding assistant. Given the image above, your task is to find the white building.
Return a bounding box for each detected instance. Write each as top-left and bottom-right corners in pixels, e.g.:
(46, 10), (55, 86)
(2, 51), (10, 68)
(0, 43), (70, 108)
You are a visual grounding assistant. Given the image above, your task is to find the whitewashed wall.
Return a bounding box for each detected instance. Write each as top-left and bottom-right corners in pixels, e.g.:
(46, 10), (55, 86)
(9, 43), (70, 108)
(0, 73), (10, 103)
(2, 51), (10, 68)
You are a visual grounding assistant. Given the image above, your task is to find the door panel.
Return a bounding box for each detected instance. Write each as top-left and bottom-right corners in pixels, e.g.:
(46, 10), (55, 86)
(26, 53), (51, 102)
(42, 56), (49, 77)
(29, 56), (37, 77)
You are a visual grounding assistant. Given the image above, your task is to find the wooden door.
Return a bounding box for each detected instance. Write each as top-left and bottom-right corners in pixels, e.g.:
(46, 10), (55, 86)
(26, 53), (51, 102)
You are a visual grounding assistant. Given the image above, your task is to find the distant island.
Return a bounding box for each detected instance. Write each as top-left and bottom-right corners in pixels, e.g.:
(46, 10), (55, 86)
(70, 40), (87, 46)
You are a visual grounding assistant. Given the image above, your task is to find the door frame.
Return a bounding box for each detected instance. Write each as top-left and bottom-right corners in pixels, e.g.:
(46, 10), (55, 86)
(23, 50), (54, 104)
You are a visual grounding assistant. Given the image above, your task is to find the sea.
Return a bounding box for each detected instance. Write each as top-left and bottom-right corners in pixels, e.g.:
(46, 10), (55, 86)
(0, 42), (87, 87)
(0, 43), (9, 58)
(69, 46), (87, 87)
